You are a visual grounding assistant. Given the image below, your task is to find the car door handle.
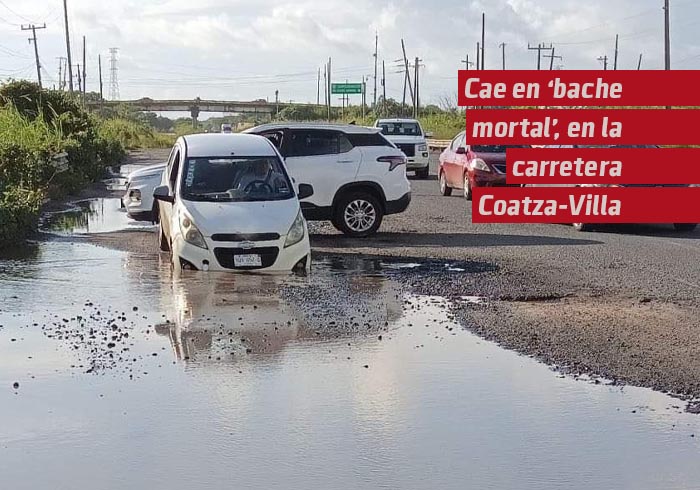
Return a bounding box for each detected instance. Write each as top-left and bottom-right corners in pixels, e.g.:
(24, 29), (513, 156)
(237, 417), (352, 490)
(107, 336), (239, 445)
(337, 159), (354, 163)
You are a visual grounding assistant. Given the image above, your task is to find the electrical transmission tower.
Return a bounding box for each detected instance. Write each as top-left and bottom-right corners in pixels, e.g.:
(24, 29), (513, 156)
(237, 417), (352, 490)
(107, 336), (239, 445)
(108, 48), (120, 101)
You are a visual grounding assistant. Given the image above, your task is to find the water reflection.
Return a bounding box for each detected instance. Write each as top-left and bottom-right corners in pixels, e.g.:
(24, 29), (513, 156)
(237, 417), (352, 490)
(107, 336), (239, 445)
(41, 198), (154, 235)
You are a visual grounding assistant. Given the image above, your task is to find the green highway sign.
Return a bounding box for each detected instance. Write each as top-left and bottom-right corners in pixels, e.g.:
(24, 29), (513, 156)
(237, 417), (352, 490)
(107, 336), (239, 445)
(331, 83), (363, 94)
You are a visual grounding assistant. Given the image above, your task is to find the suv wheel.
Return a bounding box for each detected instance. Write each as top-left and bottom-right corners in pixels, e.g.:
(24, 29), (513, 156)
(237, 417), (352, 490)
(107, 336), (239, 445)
(416, 167), (429, 179)
(334, 192), (383, 237)
(674, 223), (697, 232)
(463, 174), (472, 201)
(439, 172), (452, 196)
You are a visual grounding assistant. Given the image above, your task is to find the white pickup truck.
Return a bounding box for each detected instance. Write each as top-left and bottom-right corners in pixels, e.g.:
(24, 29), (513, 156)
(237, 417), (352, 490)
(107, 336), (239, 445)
(374, 118), (431, 178)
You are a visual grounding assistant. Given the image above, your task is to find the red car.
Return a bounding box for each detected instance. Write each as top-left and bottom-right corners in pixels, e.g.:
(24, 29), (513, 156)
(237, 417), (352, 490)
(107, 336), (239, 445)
(438, 130), (522, 200)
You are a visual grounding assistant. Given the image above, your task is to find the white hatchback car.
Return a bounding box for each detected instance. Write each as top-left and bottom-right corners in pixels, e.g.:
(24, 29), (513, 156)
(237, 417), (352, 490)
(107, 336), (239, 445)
(153, 134), (312, 273)
(245, 123), (411, 237)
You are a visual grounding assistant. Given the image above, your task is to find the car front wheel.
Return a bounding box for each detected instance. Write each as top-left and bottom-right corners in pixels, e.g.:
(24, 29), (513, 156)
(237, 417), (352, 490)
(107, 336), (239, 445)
(415, 167), (429, 179)
(674, 223), (697, 232)
(439, 172), (452, 196)
(334, 193), (383, 237)
(159, 222), (170, 252)
(463, 174), (472, 201)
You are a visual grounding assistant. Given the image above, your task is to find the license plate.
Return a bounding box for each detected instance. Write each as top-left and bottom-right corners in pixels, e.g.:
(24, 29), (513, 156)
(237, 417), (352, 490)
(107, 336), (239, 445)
(233, 254), (262, 267)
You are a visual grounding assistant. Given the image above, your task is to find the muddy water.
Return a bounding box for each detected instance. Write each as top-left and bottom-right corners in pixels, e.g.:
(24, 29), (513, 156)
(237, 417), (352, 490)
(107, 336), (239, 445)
(1, 206), (700, 489)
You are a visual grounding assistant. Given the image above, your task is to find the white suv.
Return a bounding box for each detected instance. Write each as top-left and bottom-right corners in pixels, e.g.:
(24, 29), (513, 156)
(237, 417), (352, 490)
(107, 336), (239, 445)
(245, 123), (411, 237)
(375, 118), (431, 178)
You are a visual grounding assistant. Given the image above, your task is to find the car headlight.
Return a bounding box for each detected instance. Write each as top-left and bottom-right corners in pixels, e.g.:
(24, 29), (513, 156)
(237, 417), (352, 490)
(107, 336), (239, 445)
(471, 158), (490, 172)
(284, 210), (305, 248)
(179, 213), (208, 249)
(418, 144), (428, 152)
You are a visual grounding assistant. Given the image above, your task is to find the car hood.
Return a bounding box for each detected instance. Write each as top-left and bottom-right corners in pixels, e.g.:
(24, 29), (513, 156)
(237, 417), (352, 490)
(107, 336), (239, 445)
(383, 135), (426, 145)
(182, 199), (299, 237)
(128, 162), (167, 180)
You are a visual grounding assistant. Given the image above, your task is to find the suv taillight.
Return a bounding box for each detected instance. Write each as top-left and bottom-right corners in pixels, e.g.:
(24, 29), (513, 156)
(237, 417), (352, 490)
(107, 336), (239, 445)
(378, 155), (406, 171)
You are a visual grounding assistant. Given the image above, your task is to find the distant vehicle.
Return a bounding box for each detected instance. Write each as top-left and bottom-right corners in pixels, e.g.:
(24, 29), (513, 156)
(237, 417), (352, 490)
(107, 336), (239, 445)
(122, 162), (167, 221)
(220, 123), (233, 134)
(153, 134), (313, 272)
(245, 123), (411, 237)
(374, 118), (431, 178)
(438, 130), (524, 200)
(527, 144), (698, 233)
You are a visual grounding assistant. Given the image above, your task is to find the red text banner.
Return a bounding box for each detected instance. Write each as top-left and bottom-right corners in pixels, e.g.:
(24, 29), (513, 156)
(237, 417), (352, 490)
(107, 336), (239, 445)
(472, 187), (700, 224)
(506, 147), (700, 185)
(458, 70), (700, 107)
(466, 109), (700, 145)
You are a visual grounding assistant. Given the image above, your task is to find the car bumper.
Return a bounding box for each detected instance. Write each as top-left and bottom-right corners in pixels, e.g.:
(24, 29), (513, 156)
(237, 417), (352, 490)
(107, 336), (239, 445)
(171, 230), (311, 273)
(472, 171), (509, 188)
(406, 153), (430, 170)
(385, 192), (411, 215)
(123, 183), (156, 220)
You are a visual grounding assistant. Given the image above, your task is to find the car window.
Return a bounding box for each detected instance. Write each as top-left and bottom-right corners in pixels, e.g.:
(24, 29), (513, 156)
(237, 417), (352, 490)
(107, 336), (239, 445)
(347, 133), (393, 147)
(379, 122), (422, 136)
(260, 130), (285, 152)
(338, 134), (353, 153)
(168, 150), (181, 190)
(287, 130), (340, 157)
(450, 134), (462, 151)
(180, 156), (294, 202)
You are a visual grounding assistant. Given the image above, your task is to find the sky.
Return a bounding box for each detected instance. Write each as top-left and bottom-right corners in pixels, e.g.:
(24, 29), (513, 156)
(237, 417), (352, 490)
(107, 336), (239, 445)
(1, 0), (699, 110)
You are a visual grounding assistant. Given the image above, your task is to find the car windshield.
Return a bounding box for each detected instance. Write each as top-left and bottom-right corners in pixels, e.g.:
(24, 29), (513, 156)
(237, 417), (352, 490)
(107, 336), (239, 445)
(471, 145), (528, 153)
(180, 156), (294, 202)
(379, 122), (422, 136)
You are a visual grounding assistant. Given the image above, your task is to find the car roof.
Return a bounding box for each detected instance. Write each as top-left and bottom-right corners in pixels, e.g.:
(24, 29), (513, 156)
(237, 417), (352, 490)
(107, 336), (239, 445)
(180, 133), (277, 157)
(376, 118), (420, 124)
(245, 123), (382, 134)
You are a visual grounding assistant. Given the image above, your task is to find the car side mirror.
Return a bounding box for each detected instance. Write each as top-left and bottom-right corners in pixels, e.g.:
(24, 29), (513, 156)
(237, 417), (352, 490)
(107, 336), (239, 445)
(297, 184), (314, 200)
(153, 185), (174, 203)
(425, 131), (434, 138)
(456, 147), (467, 155)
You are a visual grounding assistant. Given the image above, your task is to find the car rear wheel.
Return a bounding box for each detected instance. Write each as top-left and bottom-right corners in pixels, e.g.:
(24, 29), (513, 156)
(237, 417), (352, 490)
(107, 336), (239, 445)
(572, 223), (592, 232)
(416, 167), (429, 179)
(463, 174), (472, 201)
(673, 223), (697, 232)
(334, 192), (383, 237)
(159, 223), (170, 252)
(439, 172), (452, 196)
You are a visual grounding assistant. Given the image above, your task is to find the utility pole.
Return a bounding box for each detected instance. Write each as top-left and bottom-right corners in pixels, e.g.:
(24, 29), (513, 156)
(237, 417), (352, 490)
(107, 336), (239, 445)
(274, 89), (279, 119)
(362, 75), (366, 119)
(613, 34), (619, 70)
(528, 43), (552, 70)
(56, 57), (67, 90)
(62, 0), (73, 92)
(664, 0), (671, 70)
(637, 53), (643, 70)
(413, 57), (420, 118)
(323, 64), (327, 106)
(476, 42), (480, 70)
(317, 67), (320, 105)
(544, 46), (562, 70)
(76, 64), (82, 92)
(382, 60), (386, 116)
(98, 54), (103, 100)
(461, 54), (474, 70)
(82, 36), (86, 96)
(481, 12), (486, 70)
(499, 43), (506, 70)
(373, 31), (378, 108)
(597, 55), (609, 70)
(327, 57), (332, 121)
(21, 24), (46, 90)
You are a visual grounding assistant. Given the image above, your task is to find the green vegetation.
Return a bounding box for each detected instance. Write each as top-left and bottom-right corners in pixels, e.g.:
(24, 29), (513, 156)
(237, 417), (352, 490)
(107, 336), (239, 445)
(0, 80), (170, 249)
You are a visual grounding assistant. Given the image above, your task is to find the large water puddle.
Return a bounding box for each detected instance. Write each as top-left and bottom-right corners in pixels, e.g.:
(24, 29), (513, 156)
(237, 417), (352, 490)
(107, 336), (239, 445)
(1, 239), (699, 489)
(41, 198), (155, 235)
